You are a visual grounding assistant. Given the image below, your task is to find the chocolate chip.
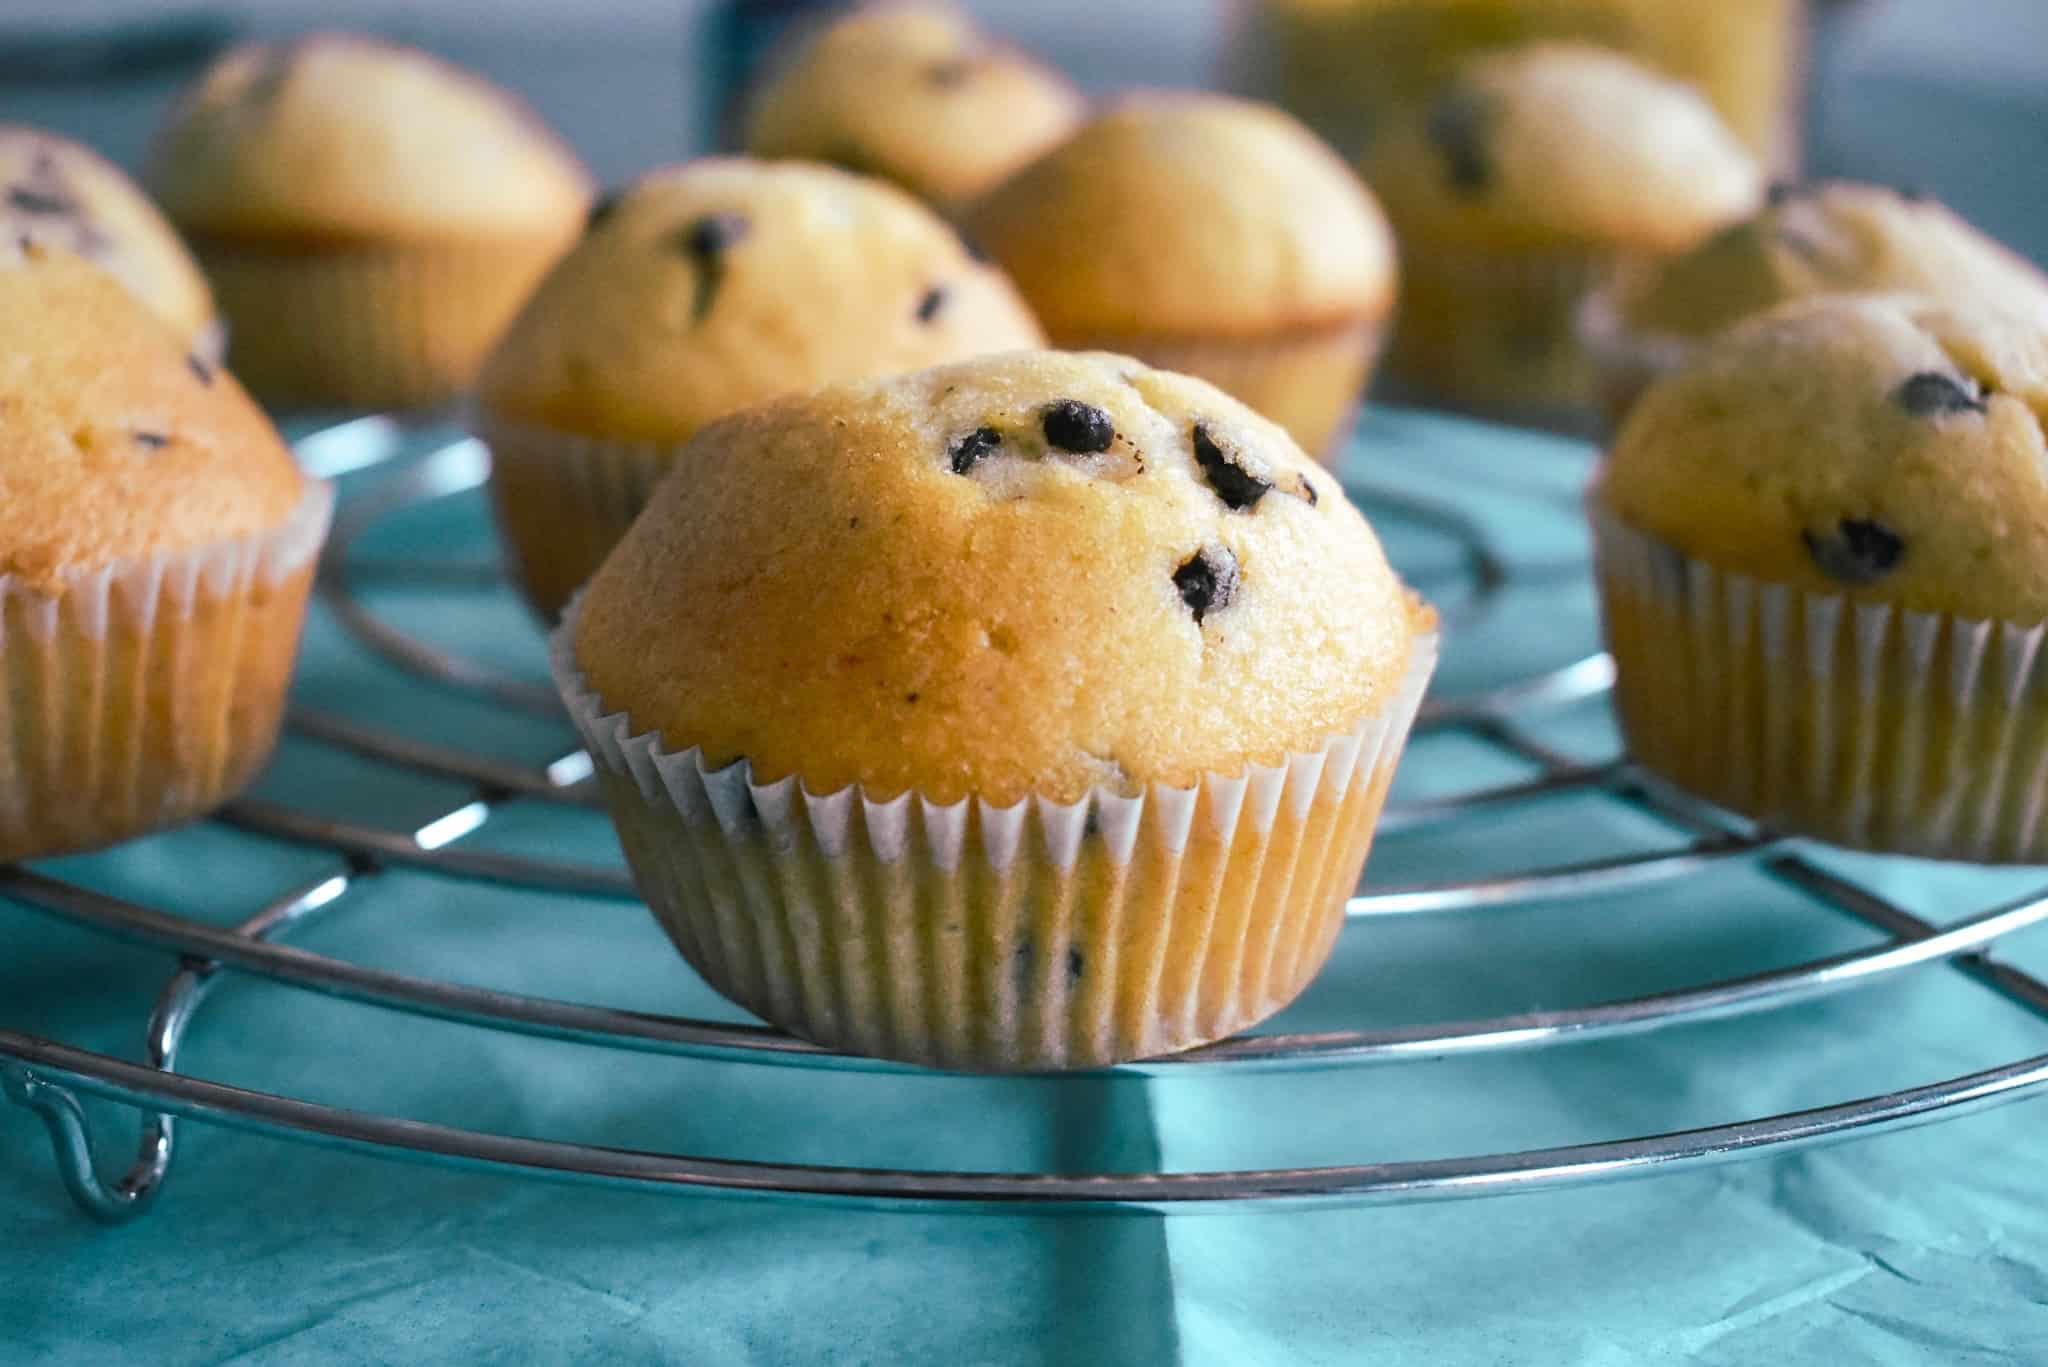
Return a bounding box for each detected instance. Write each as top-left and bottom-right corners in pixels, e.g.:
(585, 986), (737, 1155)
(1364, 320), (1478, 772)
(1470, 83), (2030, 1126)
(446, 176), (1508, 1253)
(1425, 88), (1497, 194)
(585, 188), (623, 231)
(133, 431), (171, 450)
(187, 354), (213, 385)
(1190, 423), (1271, 511)
(1803, 518), (1905, 585)
(1766, 180), (1804, 208)
(956, 228), (992, 264)
(916, 286), (947, 324)
(1041, 400), (1113, 454)
(1173, 546), (1239, 624)
(927, 57), (974, 87)
(1066, 946), (1085, 985)
(1899, 184), (1933, 204)
(1299, 476), (1320, 508)
(678, 212), (749, 322)
(948, 426), (1003, 475)
(905, 691), (920, 704)
(6, 186), (71, 216)
(681, 211), (749, 259)
(1894, 371), (1987, 417)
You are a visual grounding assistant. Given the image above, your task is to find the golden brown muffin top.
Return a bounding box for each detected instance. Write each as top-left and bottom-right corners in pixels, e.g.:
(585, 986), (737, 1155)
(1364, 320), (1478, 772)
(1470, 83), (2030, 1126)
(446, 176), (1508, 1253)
(476, 158), (1045, 443)
(572, 350), (1429, 805)
(1595, 293), (2048, 621)
(963, 92), (1397, 338)
(0, 245), (306, 593)
(0, 125), (217, 348)
(146, 32), (592, 243)
(1613, 181), (2048, 341)
(745, 1), (1085, 210)
(1362, 42), (1762, 253)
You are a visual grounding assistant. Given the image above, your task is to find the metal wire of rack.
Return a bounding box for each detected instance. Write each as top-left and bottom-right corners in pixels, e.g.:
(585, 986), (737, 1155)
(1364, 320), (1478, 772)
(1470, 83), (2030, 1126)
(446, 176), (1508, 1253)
(6, 413), (2048, 1222)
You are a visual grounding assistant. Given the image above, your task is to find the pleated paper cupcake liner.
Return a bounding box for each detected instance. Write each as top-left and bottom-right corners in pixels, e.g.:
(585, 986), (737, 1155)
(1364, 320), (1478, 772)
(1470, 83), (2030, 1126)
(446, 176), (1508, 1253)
(476, 415), (682, 622)
(193, 232), (574, 411)
(1593, 504), (2048, 863)
(1054, 318), (1388, 466)
(1386, 244), (1639, 433)
(552, 603), (1437, 1071)
(1574, 286), (1700, 430)
(0, 481), (334, 861)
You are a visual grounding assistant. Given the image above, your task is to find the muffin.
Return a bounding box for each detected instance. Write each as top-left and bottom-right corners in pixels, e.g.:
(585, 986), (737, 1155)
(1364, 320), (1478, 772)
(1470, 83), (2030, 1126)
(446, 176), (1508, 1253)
(1236, 0), (1804, 170)
(0, 125), (220, 359)
(553, 350), (1436, 1070)
(964, 93), (1398, 463)
(1362, 42), (1762, 426)
(147, 33), (593, 410)
(744, 1), (1084, 213)
(1591, 292), (2048, 862)
(0, 244), (331, 862)
(1583, 182), (2048, 424)
(476, 158), (1044, 621)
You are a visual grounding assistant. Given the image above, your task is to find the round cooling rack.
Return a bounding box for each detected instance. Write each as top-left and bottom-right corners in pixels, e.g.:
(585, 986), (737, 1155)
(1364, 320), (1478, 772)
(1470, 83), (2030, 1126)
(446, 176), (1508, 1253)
(6, 412), (2048, 1220)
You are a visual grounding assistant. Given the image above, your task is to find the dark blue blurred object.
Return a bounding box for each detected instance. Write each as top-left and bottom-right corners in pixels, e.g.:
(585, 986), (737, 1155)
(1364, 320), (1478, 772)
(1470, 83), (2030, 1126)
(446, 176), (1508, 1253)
(701, 0), (849, 152)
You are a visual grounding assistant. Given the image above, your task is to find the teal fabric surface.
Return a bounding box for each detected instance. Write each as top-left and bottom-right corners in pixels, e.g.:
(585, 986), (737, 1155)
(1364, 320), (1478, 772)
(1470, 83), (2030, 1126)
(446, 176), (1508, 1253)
(6, 410), (2048, 1365)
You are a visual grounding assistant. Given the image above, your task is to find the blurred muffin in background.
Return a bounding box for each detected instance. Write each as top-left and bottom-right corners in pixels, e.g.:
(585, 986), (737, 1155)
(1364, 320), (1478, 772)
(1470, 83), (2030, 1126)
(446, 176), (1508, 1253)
(148, 32), (593, 411)
(745, 1), (1085, 212)
(0, 125), (219, 359)
(1235, 0), (1803, 171)
(965, 92), (1397, 463)
(1583, 182), (2048, 424)
(1362, 43), (1760, 428)
(475, 158), (1044, 620)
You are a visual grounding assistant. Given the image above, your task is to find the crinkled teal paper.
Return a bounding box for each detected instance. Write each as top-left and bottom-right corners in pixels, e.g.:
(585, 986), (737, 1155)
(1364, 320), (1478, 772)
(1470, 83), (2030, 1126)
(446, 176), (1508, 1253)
(6, 409), (2048, 1366)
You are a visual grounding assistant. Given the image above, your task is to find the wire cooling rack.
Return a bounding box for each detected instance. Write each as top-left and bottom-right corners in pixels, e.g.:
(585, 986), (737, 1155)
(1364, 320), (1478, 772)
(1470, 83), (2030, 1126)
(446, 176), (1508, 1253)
(6, 411), (2048, 1222)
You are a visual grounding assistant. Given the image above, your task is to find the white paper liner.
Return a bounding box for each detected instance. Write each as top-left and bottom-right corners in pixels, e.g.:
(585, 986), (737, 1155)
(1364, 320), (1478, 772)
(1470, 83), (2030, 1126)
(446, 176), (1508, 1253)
(1387, 244), (1626, 432)
(1575, 285), (1700, 428)
(196, 234), (572, 409)
(1592, 504), (2048, 863)
(476, 414), (681, 620)
(0, 480), (333, 859)
(551, 599), (1437, 1069)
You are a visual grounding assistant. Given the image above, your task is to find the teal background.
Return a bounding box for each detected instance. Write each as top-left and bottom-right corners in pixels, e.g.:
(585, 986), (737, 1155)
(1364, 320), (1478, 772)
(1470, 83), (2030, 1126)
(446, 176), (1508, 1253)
(7, 413), (2048, 1364)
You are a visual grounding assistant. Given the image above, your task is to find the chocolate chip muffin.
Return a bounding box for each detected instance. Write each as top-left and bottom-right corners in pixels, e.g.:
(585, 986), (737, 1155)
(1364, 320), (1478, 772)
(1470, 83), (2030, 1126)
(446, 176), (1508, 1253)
(0, 125), (219, 359)
(1238, 0), (1805, 171)
(0, 244), (330, 861)
(1361, 42), (1761, 426)
(1591, 292), (2048, 861)
(1583, 182), (2048, 424)
(147, 32), (593, 409)
(744, 0), (1084, 212)
(476, 158), (1044, 620)
(964, 92), (1398, 462)
(553, 350), (1436, 1069)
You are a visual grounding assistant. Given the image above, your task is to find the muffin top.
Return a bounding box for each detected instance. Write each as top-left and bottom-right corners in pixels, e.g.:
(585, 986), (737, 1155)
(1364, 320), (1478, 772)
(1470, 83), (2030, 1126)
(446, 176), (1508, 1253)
(0, 245), (306, 593)
(0, 126), (217, 349)
(963, 92), (1397, 339)
(477, 159), (1045, 443)
(147, 33), (592, 242)
(1361, 43), (1761, 253)
(572, 350), (1430, 805)
(1612, 182), (2048, 341)
(745, 1), (1085, 210)
(1595, 293), (2048, 621)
